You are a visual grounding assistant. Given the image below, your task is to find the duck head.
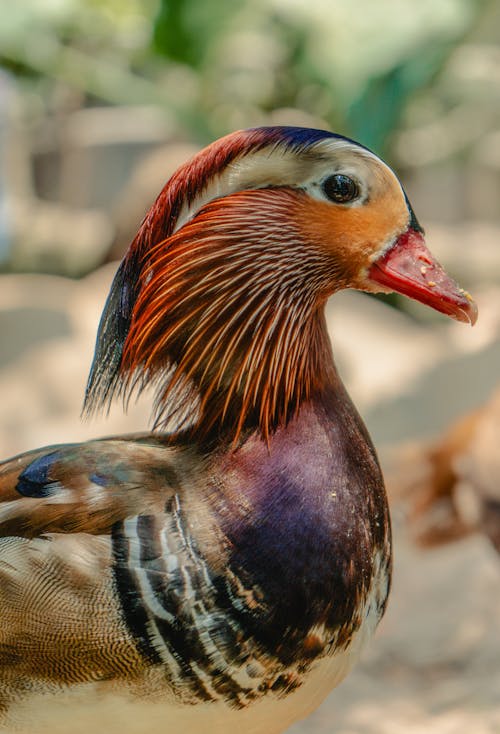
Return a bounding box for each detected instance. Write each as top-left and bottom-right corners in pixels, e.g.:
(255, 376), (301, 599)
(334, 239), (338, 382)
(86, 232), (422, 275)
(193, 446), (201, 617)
(85, 127), (476, 443)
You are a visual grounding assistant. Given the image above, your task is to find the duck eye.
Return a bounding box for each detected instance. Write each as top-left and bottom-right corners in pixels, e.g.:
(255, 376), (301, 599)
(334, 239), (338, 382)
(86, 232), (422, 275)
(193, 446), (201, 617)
(322, 174), (359, 204)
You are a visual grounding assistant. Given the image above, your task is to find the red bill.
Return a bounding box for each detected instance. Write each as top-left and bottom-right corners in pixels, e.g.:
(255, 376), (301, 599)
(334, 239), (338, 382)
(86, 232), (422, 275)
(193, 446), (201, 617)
(368, 229), (477, 325)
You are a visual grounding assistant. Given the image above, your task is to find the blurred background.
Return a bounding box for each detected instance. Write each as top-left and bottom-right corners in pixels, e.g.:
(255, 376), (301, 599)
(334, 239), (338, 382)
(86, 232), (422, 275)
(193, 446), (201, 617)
(1, 0), (500, 732)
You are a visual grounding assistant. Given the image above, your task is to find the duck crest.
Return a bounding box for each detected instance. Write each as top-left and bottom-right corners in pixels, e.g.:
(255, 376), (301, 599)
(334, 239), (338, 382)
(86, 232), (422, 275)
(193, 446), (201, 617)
(84, 128), (274, 424)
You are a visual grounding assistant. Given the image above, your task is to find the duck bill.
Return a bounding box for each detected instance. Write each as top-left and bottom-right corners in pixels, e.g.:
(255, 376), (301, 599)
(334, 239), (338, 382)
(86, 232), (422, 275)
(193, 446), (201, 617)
(367, 229), (478, 325)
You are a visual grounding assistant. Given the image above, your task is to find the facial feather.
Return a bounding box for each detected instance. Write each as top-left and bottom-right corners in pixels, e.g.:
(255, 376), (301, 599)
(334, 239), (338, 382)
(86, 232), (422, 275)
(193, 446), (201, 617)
(120, 189), (337, 443)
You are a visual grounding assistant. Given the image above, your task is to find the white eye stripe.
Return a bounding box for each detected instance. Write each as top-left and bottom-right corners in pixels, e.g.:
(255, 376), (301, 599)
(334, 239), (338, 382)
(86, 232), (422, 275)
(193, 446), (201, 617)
(173, 140), (386, 233)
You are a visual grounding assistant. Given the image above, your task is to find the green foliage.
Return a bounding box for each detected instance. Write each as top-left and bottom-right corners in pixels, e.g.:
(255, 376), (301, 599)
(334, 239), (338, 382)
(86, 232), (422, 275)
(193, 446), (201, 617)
(153, 0), (238, 67)
(347, 43), (456, 156)
(0, 0), (487, 149)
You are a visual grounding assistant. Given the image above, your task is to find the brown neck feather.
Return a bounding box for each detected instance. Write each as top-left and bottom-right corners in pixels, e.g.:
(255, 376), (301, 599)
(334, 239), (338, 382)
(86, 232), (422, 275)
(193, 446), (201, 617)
(90, 189), (340, 446)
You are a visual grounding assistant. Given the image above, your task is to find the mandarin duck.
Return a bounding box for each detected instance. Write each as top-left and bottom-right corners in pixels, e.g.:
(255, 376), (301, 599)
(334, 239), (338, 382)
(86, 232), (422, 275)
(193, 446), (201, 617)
(0, 127), (477, 734)
(394, 386), (500, 552)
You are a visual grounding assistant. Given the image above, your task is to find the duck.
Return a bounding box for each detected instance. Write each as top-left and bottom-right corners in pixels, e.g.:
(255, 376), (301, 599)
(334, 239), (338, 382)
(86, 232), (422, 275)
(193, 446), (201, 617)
(394, 385), (499, 552)
(0, 127), (477, 734)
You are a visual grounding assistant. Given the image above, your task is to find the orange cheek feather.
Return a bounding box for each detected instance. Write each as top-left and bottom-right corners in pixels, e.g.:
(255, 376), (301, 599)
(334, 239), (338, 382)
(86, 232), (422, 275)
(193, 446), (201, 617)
(294, 191), (408, 286)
